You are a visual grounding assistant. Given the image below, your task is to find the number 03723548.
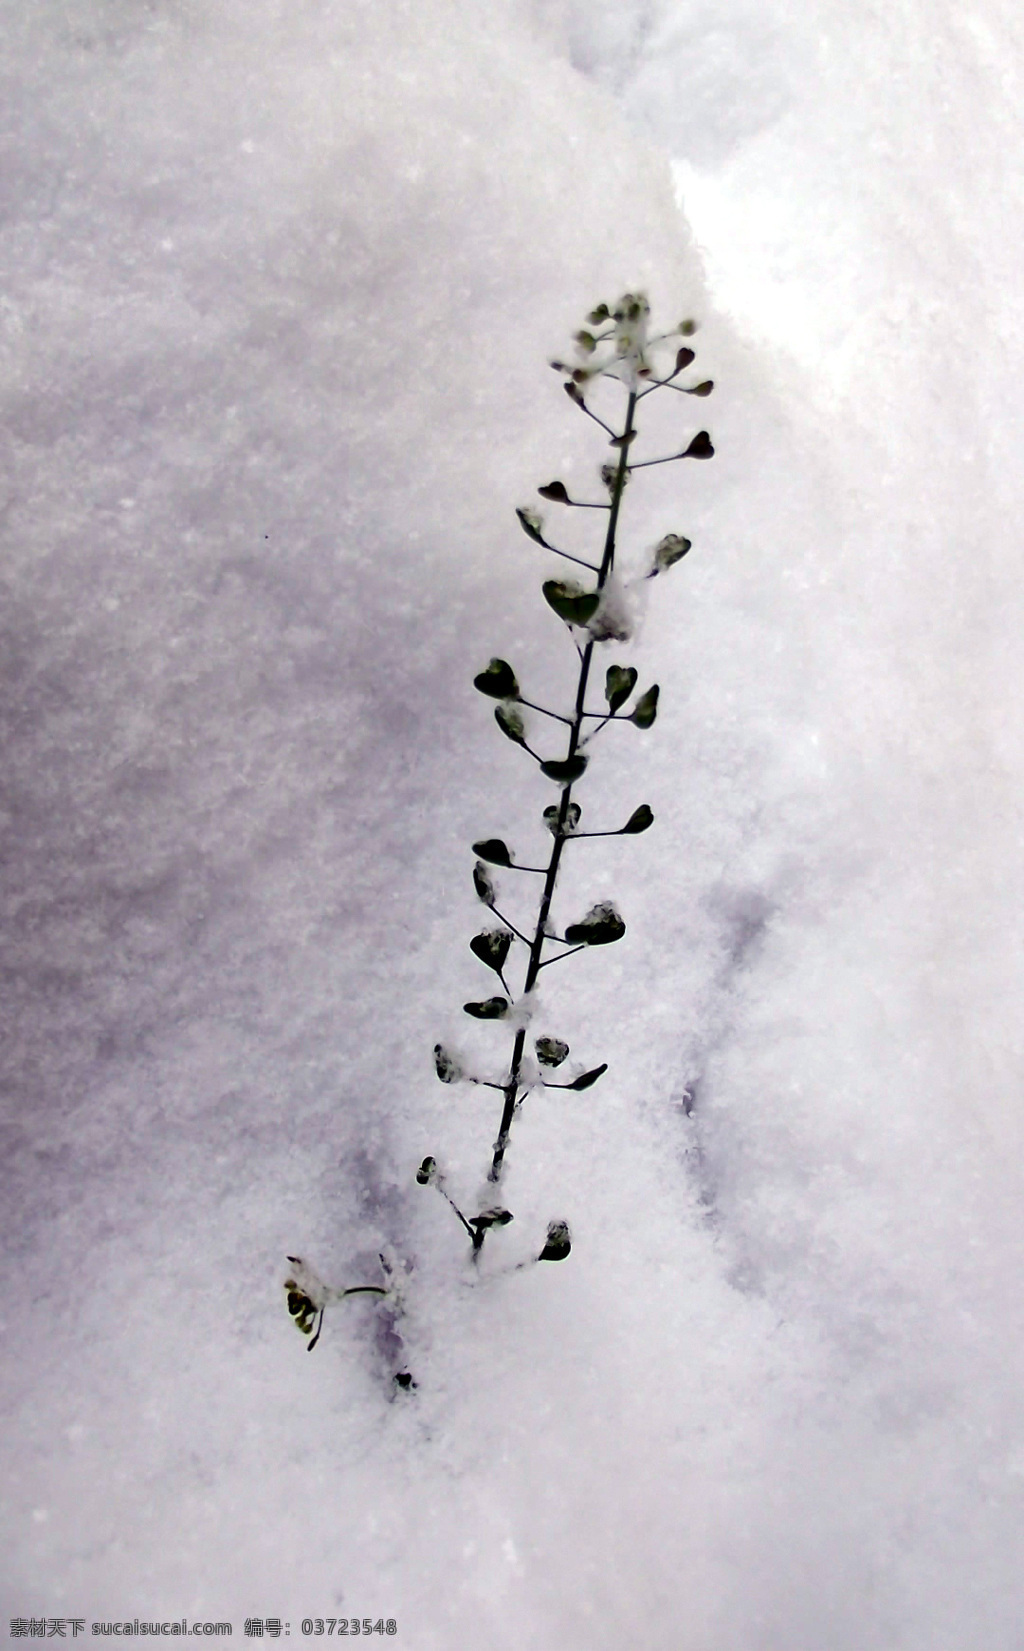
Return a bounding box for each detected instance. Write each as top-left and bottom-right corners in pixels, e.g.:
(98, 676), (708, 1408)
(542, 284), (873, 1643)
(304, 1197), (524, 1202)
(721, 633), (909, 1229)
(301, 1621), (396, 1636)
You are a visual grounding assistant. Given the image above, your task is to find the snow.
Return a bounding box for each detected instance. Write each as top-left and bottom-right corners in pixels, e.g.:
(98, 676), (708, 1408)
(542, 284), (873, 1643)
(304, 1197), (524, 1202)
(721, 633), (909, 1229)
(3, 0), (1024, 1644)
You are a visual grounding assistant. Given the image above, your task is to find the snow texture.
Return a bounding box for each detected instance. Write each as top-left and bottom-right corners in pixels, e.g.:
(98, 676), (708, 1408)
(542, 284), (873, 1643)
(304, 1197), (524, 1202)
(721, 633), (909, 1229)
(3, 0), (1024, 1645)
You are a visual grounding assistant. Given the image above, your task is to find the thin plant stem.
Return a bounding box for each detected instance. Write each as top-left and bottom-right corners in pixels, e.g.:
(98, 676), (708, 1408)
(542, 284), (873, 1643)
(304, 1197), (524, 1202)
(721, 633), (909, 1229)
(486, 389), (638, 1187)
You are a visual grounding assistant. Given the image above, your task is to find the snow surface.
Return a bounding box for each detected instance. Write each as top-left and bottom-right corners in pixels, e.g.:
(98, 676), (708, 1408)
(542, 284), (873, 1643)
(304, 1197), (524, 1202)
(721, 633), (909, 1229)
(3, 0), (1024, 1644)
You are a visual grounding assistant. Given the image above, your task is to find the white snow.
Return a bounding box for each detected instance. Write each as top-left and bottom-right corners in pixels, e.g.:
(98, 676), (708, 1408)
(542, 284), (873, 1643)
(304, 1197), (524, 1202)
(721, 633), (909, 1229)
(3, 0), (1024, 1645)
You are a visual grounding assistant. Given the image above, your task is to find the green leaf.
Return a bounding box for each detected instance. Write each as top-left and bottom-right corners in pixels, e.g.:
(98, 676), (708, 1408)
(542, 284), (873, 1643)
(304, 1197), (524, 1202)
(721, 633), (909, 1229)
(495, 703), (527, 746)
(631, 686), (660, 729)
(473, 861), (496, 905)
(516, 506), (546, 544)
(566, 1063), (608, 1091)
(471, 1207), (514, 1230)
(675, 345), (695, 372)
(631, 685), (659, 729)
(538, 480), (570, 503)
(620, 803), (654, 835)
(678, 319), (698, 336)
(650, 534), (691, 578)
(542, 580), (600, 627)
(463, 997), (510, 1019)
(535, 1036), (569, 1068)
(416, 1155), (437, 1185)
(470, 929), (514, 974)
(587, 304), (610, 324)
(540, 754), (588, 787)
(472, 837), (513, 867)
(685, 380), (714, 397)
(684, 430), (714, 459)
(539, 1219), (571, 1262)
(434, 1044), (463, 1083)
(564, 901), (625, 946)
(605, 664), (638, 713)
(543, 802), (582, 835)
(474, 658), (519, 699)
(574, 330), (597, 355)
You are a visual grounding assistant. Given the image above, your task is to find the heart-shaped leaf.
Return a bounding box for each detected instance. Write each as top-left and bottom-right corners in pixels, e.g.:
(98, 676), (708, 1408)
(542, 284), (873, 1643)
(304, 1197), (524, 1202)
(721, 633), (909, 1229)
(434, 1044), (463, 1083)
(495, 704), (527, 746)
(416, 1155), (438, 1185)
(470, 929), (514, 974)
(539, 1219), (572, 1262)
(470, 1207), (514, 1230)
(631, 685), (659, 729)
(620, 803), (654, 835)
(605, 664), (638, 713)
(538, 480), (570, 503)
(675, 345), (695, 372)
(566, 1063), (608, 1091)
(543, 802), (582, 835)
(474, 658), (519, 699)
(543, 580), (601, 627)
(540, 754), (588, 787)
(685, 380), (714, 397)
(650, 534), (691, 577)
(587, 303), (610, 324)
(516, 506), (546, 544)
(535, 1036), (569, 1068)
(473, 861), (497, 905)
(472, 838), (513, 867)
(463, 997), (510, 1019)
(684, 430), (714, 459)
(574, 330), (597, 355)
(564, 901), (625, 946)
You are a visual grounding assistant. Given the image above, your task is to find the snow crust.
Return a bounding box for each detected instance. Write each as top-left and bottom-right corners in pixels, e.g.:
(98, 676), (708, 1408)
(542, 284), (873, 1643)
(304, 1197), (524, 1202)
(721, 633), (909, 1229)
(3, 0), (1024, 1644)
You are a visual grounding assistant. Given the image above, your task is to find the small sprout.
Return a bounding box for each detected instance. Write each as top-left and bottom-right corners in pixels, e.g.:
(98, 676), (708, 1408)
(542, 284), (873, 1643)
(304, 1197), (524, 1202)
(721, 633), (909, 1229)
(416, 1155), (438, 1185)
(471, 1207), (514, 1231)
(631, 685), (659, 729)
(535, 1036), (569, 1068)
(463, 997), (510, 1019)
(540, 753), (588, 786)
(516, 506), (546, 544)
(474, 658), (520, 699)
(564, 901), (625, 946)
(473, 837), (513, 867)
(678, 319), (698, 336)
(587, 303), (610, 324)
(675, 345), (696, 373)
(574, 330), (597, 355)
(543, 802), (582, 835)
(495, 703), (528, 746)
(470, 928), (514, 974)
(394, 1371), (417, 1390)
(473, 861), (497, 905)
(650, 534), (691, 577)
(538, 480), (571, 503)
(620, 803), (654, 835)
(565, 1063), (608, 1091)
(605, 664), (638, 713)
(683, 430), (714, 459)
(542, 579), (601, 627)
(685, 380), (714, 397)
(539, 1220), (572, 1262)
(434, 1043), (463, 1083)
